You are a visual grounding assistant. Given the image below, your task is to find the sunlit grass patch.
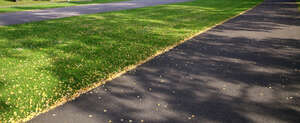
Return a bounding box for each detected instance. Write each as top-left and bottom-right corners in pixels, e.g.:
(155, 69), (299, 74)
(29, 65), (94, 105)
(0, 0), (262, 122)
(0, 0), (127, 13)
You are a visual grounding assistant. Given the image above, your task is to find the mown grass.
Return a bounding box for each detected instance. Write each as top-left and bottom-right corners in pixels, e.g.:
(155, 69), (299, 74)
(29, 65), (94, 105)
(0, 0), (65, 6)
(0, 0), (262, 122)
(0, 0), (127, 13)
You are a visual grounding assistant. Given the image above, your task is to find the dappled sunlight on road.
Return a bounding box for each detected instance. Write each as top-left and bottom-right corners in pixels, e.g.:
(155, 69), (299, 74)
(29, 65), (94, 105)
(30, 0), (300, 122)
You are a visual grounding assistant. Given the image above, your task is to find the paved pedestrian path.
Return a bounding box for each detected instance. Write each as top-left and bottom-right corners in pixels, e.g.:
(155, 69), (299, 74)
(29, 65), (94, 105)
(30, 0), (300, 122)
(0, 0), (190, 26)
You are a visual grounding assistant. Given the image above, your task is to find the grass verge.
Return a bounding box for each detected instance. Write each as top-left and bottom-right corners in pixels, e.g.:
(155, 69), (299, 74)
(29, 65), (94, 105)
(0, 0), (127, 13)
(0, 0), (262, 122)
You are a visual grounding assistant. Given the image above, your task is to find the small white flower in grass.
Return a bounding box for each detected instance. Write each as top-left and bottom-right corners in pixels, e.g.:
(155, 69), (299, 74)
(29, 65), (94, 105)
(88, 115), (93, 118)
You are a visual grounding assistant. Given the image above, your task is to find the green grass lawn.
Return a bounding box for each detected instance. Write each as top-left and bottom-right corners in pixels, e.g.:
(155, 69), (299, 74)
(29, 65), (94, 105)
(0, 0), (64, 6)
(0, 0), (127, 13)
(0, 0), (262, 122)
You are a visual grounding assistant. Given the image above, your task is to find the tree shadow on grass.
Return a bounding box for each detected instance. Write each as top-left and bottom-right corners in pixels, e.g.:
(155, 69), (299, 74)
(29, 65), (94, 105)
(39, 0), (300, 122)
(0, 0), (300, 122)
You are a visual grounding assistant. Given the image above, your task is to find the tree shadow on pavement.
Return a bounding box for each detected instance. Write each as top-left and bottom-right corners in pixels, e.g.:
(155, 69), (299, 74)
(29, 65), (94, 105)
(1, 0), (297, 122)
(59, 0), (300, 122)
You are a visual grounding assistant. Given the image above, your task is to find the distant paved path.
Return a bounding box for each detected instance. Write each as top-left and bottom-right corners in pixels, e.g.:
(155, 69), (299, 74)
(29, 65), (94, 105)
(30, 0), (300, 123)
(0, 0), (190, 26)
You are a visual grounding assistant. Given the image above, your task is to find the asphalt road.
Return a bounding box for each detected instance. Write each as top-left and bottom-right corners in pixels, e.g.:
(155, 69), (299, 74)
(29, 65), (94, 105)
(29, 0), (300, 122)
(0, 0), (190, 26)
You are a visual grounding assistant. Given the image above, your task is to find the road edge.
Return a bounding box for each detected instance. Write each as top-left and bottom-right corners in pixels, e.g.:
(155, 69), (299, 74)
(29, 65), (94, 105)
(21, 1), (264, 122)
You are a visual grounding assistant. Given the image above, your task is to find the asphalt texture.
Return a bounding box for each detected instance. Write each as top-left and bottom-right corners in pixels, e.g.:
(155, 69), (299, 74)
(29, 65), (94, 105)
(29, 0), (300, 122)
(0, 0), (190, 26)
